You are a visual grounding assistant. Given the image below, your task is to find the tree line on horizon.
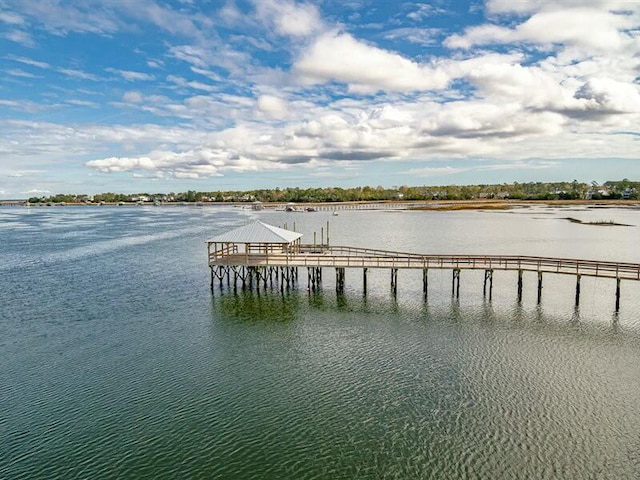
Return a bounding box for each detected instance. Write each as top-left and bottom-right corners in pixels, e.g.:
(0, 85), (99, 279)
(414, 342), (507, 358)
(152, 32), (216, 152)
(29, 179), (639, 204)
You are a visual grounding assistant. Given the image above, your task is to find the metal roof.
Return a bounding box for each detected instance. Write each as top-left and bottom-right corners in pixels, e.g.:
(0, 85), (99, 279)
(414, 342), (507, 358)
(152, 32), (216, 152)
(207, 221), (303, 244)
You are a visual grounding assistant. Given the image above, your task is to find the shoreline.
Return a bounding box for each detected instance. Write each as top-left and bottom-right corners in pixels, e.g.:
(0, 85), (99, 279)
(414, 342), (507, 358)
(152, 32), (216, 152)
(2, 199), (640, 210)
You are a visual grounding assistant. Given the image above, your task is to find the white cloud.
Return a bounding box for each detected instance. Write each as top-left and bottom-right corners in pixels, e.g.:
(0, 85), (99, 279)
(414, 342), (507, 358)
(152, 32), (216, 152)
(106, 68), (155, 81)
(0, 11), (25, 25)
(383, 27), (441, 46)
(122, 91), (143, 103)
(573, 77), (640, 115)
(6, 69), (38, 78)
(486, 0), (635, 15)
(6, 55), (50, 69)
(257, 95), (287, 118)
(58, 68), (100, 81)
(294, 32), (450, 93)
(405, 4), (446, 21)
(87, 156), (156, 172)
(254, 0), (323, 37)
(3, 30), (35, 47)
(446, 6), (638, 51)
(66, 99), (98, 107)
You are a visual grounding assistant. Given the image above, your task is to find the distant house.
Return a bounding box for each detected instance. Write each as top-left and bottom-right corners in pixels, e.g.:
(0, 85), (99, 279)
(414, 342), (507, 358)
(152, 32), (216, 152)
(622, 188), (636, 199)
(585, 189), (610, 200)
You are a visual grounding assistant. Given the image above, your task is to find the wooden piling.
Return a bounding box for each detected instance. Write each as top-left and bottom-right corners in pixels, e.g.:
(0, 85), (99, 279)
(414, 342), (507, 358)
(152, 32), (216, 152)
(616, 277), (621, 312)
(452, 269), (460, 298)
(336, 267), (345, 292)
(422, 268), (428, 298)
(537, 271), (543, 304)
(575, 274), (581, 307)
(363, 267), (368, 294)
(391, 268), (398, 294)
(517, 269), (523, 302)
(483, 269), (493, 299)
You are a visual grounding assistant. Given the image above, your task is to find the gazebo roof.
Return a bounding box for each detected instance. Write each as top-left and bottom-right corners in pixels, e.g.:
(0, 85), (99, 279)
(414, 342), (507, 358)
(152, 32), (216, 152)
(207, 221), (303, 244)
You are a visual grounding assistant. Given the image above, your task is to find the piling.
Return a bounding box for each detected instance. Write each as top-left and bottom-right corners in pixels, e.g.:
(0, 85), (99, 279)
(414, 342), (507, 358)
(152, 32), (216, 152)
(422, 268), (428, 298)
(483, 269), (493, 300)
(452, 269), (460, 298)
(363, 267), (368, 294)
(537, 271), (543, 304)
(391, 268), (398, 295)
(517, 269), (523, 302)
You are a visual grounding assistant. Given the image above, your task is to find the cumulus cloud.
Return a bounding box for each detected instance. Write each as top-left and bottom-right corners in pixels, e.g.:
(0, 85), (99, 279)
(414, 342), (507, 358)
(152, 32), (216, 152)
(570, 77), (640, 117)
(2, 0), (640, 190)
(294, 32), (450, 93)
(257, 95), (287, 118)
(446, 6), (637, 51)
(486, 0), (634, 15)
(254, 0), (323, 37)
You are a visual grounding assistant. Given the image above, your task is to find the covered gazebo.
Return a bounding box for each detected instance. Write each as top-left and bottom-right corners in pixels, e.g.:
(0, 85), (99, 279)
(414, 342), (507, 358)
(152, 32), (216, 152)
(207, 221), (303, 265)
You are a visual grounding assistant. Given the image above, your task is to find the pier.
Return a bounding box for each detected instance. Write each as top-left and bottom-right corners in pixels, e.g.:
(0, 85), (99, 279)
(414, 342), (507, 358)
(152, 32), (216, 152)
(207, 221), (639, 311)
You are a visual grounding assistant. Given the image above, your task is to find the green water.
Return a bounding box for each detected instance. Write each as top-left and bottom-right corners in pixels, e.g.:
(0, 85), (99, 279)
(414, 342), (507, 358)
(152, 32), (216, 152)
(2, 206), (640, 478)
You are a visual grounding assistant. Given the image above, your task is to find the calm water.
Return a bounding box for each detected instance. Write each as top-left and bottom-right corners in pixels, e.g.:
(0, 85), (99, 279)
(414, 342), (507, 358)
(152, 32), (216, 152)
(2, 205), (640, 479)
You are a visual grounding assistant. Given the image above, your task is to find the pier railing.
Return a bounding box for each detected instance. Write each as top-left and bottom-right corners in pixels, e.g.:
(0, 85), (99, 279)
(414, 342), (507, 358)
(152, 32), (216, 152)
(209, 244), (640, 281)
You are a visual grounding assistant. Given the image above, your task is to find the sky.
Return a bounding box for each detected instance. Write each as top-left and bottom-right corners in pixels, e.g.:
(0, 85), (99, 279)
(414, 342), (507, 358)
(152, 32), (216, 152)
(1, 0), (640, 198)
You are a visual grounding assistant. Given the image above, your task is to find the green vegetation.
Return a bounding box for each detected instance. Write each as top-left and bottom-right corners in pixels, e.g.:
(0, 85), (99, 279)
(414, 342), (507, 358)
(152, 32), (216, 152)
(565, 218), (631, 226)
(28, 179), (639, 204)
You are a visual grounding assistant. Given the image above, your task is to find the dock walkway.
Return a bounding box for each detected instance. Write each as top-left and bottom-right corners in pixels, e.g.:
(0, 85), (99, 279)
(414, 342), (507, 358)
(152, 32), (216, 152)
(210, 244), (640, 281)
(207, 221), (638, 311)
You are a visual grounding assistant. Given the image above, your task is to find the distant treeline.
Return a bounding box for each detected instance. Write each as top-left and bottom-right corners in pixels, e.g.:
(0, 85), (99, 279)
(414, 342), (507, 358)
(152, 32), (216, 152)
(30, 179), (639, 204)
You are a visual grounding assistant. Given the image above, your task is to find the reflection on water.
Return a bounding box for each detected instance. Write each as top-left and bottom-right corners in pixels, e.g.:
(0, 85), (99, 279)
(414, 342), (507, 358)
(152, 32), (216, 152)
(216, 289), (302, 324)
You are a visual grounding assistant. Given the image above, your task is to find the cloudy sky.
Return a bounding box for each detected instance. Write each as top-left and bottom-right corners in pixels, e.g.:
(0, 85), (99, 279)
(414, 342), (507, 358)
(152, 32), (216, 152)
(1, 0), (639, 198)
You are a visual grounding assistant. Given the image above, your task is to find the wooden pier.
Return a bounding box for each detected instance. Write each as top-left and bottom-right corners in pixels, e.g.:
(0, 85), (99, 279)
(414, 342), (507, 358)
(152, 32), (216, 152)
(207, 221), (639, 311)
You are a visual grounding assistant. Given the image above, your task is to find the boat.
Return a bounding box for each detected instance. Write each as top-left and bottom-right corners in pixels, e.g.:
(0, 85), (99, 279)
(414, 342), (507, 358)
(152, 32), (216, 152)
(333, 211), (339, 216)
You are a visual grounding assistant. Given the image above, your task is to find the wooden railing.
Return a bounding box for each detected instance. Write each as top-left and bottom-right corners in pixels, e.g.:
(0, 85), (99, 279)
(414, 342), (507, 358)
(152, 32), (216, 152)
(209, 244), (640, 280)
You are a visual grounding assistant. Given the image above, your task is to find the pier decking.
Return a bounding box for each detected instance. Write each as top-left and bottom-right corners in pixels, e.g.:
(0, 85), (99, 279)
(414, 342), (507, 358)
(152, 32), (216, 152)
(207, 221), (639, 311)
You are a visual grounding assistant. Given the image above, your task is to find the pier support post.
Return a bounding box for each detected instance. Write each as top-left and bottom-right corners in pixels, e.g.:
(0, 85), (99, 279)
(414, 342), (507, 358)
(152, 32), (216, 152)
(452, 269), (460, 298)
(390, 268), (398, 294)
(483, 269), (493, 300)
(363, 268), (368, 294)
(210, 266), (214, 293)
(575, 274), (581, 307)
(615, 277), (621, 312)
(517, 269), (523, 303)
(335, 267), (345, 293)
(422, 268), (428, 298)
(537, 272), (543, 304)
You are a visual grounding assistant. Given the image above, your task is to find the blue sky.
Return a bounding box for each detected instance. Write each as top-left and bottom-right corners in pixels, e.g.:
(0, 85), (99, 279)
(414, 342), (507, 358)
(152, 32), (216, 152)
(1, 0), (639, 198)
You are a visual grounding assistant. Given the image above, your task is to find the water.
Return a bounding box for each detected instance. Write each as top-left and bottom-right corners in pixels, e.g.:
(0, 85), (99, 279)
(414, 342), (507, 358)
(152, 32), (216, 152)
(2, 205), (640, 479)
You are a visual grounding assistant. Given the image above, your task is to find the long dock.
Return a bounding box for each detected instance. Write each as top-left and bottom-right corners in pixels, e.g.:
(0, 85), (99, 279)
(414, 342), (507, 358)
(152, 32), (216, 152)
(209, 244), (639, 310)
(206, 221), (639, 311)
